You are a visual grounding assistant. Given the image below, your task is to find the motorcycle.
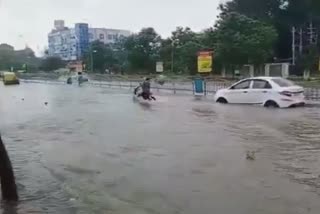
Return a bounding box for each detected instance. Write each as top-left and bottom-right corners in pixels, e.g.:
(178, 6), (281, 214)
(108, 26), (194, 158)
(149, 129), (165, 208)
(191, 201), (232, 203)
(133, 86), (156, 101)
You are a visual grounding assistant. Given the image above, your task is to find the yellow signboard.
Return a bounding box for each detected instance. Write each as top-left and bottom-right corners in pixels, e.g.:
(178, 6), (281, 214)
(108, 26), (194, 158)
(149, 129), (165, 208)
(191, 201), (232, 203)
(197, 51), (213, 73)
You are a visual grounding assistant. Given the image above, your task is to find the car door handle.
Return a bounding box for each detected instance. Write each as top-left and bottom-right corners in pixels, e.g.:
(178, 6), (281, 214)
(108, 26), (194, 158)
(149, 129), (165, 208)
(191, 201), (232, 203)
(262, 91), (267, 93)
(243, 91), (248, 93)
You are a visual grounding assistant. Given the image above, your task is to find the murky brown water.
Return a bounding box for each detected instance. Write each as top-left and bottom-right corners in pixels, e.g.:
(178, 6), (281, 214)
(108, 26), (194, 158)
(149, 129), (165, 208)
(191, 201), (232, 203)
(1, 83), (320, 214)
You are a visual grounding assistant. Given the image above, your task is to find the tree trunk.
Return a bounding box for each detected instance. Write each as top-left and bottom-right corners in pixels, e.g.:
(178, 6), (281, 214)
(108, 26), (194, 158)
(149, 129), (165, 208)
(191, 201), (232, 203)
(0, 135), (18, 201)
(303, 70), (310, 80)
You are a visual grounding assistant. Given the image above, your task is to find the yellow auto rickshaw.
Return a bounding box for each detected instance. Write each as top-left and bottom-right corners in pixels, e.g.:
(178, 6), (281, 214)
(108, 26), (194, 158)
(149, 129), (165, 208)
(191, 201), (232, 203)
(3, 72), (19, 85)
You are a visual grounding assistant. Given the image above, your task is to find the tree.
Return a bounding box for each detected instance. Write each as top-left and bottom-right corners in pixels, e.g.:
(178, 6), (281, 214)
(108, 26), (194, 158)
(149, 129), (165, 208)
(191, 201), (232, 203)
(0, 45), (40, 71)
(40, 56), (65, 71)
(199, 28), (217, 49)
(124, 27), (161, 72)
(85, 41), (107, 72)
(0, 45), (15, 70)
(215, 12), (278, 71)
(171, 27), (198, 45)
(299, 44), (319, 75)
(159, 27), (203, 74)
(219, 0), (320, 61)
(178, 41), (203, 75)
(82, 41), (115, 73)
(111, 37), (129, 73)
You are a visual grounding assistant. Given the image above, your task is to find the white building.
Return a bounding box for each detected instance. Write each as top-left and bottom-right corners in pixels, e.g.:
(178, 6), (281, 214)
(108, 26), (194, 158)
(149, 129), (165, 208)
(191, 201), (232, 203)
(54, 20), (66, 30)
(48, 20), (131, 61)
(89, 28), (131, 44)
(48, 28), (78, 61)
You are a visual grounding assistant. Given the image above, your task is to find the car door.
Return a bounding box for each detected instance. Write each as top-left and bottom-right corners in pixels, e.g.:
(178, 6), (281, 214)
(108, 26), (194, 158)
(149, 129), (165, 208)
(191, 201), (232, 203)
(227, 80), (252, 104)
(250, 79), (273, 104)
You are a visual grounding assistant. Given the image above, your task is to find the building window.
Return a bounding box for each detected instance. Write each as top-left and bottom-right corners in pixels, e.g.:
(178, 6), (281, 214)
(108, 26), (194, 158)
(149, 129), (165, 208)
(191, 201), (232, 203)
(99, 34), (105, 40)
(89, 33), (93, 39)
(108, 35), (112, 40)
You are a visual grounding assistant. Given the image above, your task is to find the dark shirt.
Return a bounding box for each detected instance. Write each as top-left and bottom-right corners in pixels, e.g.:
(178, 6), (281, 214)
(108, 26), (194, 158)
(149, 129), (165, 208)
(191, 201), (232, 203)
(142, 81), (150, 93)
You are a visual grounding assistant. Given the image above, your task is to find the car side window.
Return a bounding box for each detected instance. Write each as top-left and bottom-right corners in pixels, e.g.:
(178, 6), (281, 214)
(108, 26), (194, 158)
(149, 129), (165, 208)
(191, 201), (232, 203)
(232, 80), (251, 90)
(252, 80), (272, 89)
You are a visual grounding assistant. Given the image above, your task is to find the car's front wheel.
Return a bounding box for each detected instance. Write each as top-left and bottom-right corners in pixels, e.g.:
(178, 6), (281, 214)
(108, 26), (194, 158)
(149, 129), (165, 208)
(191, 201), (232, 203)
(264, 100), (279, 108)
(216, 97), (228, 104)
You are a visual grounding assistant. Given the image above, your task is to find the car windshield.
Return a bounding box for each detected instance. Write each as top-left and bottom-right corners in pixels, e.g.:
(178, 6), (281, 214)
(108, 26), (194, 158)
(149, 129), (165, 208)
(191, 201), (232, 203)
(272, 78), (296, 87)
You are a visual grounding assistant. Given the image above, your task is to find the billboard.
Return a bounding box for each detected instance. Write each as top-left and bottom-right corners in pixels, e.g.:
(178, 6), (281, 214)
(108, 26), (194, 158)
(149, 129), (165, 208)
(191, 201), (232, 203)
(197, 51), (213, 73)
(156, 61), (164, 73)
(67, 61), (83, 72)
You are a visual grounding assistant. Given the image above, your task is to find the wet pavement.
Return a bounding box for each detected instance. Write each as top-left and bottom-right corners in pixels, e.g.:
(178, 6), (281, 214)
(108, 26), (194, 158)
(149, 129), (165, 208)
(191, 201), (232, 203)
(1, 82), (320, 214)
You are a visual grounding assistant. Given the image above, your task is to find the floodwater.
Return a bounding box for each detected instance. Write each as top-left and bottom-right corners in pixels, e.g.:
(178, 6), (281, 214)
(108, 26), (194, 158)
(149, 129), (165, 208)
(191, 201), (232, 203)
(1, 82), (320, 214)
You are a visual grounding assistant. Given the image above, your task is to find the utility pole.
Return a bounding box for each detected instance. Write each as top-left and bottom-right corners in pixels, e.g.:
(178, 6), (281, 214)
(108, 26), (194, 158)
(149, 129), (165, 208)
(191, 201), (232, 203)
(91, 49), (97, 73)
(307, 21), (318, 45)
(292, 26), (296, 65)
(91, 50), (93, 73)
(299, 28), (303, 54)
(171, 40), (174, 73)
(171, 38), (179, 73)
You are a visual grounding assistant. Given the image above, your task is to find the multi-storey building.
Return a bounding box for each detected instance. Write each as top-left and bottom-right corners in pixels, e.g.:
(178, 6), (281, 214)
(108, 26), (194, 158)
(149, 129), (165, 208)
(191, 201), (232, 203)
(48, 20), (130, 61)
(89, 28), (131, 44)
(48, 21), (83, 61)
(75, 23), (89, 59)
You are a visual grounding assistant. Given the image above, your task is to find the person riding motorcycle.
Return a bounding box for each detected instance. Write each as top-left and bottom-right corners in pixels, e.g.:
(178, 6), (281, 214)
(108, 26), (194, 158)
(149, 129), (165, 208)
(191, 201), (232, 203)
(135, 77), (155, 100)
(141, 78), (151, 98)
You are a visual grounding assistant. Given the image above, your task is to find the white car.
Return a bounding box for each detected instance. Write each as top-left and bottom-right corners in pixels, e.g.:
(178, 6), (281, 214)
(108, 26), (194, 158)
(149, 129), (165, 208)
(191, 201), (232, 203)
(214, 77), (305, 108)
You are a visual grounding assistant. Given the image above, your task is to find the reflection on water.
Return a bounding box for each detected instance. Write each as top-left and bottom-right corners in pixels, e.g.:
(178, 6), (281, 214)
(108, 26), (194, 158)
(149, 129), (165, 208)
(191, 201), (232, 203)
(0, 83), (320, 213)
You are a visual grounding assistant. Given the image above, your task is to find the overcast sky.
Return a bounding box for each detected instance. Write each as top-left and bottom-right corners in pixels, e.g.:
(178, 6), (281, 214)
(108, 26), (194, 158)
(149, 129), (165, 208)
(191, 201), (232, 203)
(0, 0), (224, 55)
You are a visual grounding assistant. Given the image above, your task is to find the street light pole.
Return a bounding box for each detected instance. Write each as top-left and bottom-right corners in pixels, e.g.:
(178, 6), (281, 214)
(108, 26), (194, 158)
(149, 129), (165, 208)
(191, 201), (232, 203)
(91, 50), (93, 73)
(171, 39), (175, 73)
(91, 50), (97, 73)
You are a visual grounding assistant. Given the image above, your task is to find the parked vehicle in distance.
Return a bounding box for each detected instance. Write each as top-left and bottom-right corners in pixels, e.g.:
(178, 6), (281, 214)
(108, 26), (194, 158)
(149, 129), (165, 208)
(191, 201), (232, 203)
(214, 77), (305, 108)
(3, 72), (20, 85)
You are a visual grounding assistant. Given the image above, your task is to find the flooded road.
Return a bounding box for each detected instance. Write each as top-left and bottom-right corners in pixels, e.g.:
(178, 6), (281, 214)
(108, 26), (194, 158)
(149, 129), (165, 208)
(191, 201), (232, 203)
(1, 83), (320, 214)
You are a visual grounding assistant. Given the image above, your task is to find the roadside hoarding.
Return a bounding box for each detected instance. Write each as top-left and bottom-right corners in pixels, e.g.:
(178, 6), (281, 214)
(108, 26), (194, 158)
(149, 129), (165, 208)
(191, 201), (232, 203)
(156, 61), (164, 73)
(67, 61), (83, 72)
(197, 51), (213, 73)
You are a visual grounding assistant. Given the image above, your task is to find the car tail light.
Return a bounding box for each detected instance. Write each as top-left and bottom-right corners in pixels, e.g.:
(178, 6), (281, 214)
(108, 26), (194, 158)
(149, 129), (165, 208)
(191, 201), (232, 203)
(279, 91), (292, 97)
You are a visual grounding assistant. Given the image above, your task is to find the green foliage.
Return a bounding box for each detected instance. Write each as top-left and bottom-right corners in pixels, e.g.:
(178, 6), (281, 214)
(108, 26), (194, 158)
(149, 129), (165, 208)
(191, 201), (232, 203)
(219, 0), (285, 21)
(215, 12), (278, 68)
(1, 0), (320, 76)
(40, 56), (65, 71)
(0, 45), (40, 72)
(159, 27), (204, 74)
(83, 40), (122, 73)
(198, 28), (217, 49)
(124, 27), (161, 73)
(80, 18), (277, 75)
(299, 45), (319, 73)
(219, 0), (320, 61)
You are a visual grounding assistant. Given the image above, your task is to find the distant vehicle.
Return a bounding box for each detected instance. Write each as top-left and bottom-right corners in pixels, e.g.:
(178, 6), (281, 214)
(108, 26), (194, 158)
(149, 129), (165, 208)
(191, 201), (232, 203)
(66, 72), (89, 85)
(3, 72), (19, 85)
(77, 72), (88, 85)
(214, 77), (305, 108)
